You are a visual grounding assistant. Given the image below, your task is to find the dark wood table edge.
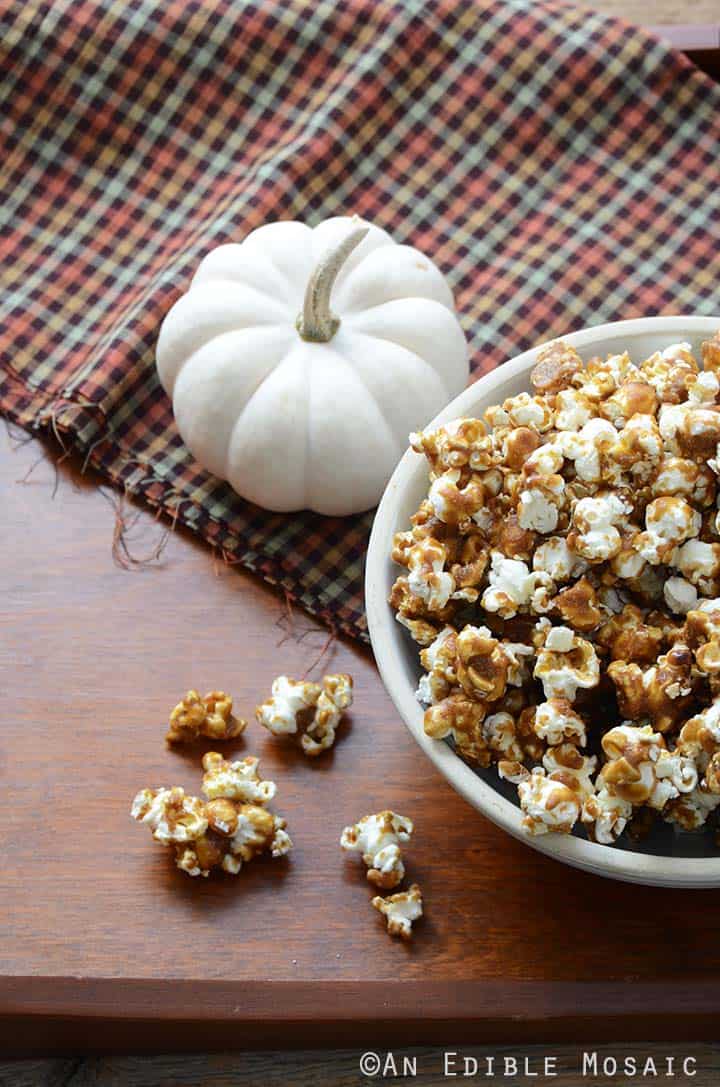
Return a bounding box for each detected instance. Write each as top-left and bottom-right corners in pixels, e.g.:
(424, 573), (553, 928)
(2, 978), (720, 1053)
(652, 24), (720, 79)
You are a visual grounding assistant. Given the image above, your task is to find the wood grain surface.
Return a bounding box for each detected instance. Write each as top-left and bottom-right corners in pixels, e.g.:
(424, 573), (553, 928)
(2, 1045), (719, 1087)
(2, 2), (719, 1077)
(4, 422), (720, 1053)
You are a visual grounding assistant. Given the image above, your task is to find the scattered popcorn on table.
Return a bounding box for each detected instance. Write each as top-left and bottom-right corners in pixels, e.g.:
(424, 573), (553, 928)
(391, 331), (720, 848)
(166, 689), (247, 744)
(131, 752), (291, 877)
(256, 673), (353, 756)
(372, 884), (423, 940)
(340, 811), (413, 889)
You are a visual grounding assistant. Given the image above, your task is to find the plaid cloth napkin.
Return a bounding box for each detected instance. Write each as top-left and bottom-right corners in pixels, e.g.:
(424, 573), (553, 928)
(2, 0), (720, 642)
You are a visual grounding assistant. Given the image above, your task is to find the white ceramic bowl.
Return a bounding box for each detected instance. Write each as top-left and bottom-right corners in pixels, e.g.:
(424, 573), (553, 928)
(366, 316), (720, 888)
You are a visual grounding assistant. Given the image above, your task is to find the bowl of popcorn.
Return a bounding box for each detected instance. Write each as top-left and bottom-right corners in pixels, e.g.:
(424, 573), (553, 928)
(366, 316), (720, 887)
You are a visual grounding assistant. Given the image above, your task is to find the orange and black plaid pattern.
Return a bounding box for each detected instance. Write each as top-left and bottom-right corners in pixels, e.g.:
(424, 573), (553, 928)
(2, 0), (720, 641)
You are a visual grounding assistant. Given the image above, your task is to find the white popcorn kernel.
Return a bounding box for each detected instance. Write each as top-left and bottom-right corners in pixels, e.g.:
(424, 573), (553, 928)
(340, 811), (413, 890)
(664, 576), (699, 615)
(202, 754), (277, 804)
(542, 744), (597, 795)
(582, 787), (632, 844)
(571, 493), (630, 562)
(534, 628), (600, 701)
(518, 768), (581, 835)
(674, 539), (720, 588)
(554, 388), (595, 431)
(664, 786), (720, 831)
(256, 676), (320, 736)
(518, 484), (560, 533)
(481, 552), (556, 619)
(407, 538), (455, 610)
(533, 700), (587, 746)
(482, 711), (524, 761)
(634, 497), (701, 565)
(544, 625), (575, 652)
(533, 537), (587, 582)
(372, 884), (423, 940)
(131, 787), (208, 845)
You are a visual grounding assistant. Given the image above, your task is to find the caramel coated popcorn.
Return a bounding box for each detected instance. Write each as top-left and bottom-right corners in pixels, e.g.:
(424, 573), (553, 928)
(392, 332), (720, 848)
(372, 884), (423, 940)
(256, 673), (353, 756)
(131, 753), (291, 877)
(166, 689), (246, 744)
(340, 811), (413, 889)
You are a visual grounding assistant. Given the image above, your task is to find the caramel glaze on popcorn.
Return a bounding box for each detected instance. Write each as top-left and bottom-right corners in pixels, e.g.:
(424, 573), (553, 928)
(392, 331), (720, 846)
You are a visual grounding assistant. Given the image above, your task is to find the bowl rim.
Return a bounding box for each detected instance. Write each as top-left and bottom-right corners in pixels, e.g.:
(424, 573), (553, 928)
(366, 315), (720, 887)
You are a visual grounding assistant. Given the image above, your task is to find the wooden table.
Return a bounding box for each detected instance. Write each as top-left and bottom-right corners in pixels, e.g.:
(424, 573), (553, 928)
(3, 3), (720, 1082)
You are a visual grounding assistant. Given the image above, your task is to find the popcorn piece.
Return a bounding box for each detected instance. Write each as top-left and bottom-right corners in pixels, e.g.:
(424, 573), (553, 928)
(455, 625), (511, 702)
(531, 699), (587, 746)
(533, 625), (600, 701)
(428, 470), (486, 527)
(601, 724), (697, 809)
(340, 811), (413, 889)
(676, 700), (720, 791)
(582, 785), (633, 844)
(517, 767), (582, 835)
(633, 497), (701, 565)
(131, 767), (291, 878)
(596, 605), (665, 664)
(301, 674), (354, 757)
(407, 537), (455, 610)
(651, 456), (713, 503)
(166, 689), (247, 744)
(607, 644), (696, 734)
(372, 884), (423, 940)
(131, 786), (207, 845)
(517, 475), (565, 534)
(482, 711), (525, 763)
(552, 577), (603, 633)
(555, 419), (617, 483)
(554, 388), (596, 431)
(481, 552), (554, 619)
(256, 673), (353, 756)
(495, 391), (555, 432)
(530, 340), (583, 395)
(256, 676), (322, 736)
(664, 577), (699, 616)
(201, 752), (277, 804)
(417, 626), (458, 706)
(640, 343), (698, 404)
(410, 418), (494, 474)
(568, 493), (632, 563)
(174, 801), (292, 878)
(608, 414), (663, 482)
(574, 351), (636, 400)
(673, 540), (720, 592)
(533, 537), (587, 583)
(600, 380), (658, 428)
(663, 785), (720, 830)
(702, 332), (720, 377)
(542, 743), (597, 796)
(425, 694), (490, 766)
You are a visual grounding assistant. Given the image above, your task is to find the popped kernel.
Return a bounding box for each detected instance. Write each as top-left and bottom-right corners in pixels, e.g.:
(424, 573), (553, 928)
(166, 689), (247, 744)
(256, 674), (353, 756)
(131, 755), (291, 878)
(340, 811), (413, 890)
(372, 884), (423, 940)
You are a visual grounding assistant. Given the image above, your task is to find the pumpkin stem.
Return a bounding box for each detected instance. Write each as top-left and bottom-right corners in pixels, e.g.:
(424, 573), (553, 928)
(296, 223), (369, 343)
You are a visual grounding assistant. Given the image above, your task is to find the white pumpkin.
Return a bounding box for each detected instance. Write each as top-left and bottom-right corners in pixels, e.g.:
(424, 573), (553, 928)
(156, 216), (468, 515)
